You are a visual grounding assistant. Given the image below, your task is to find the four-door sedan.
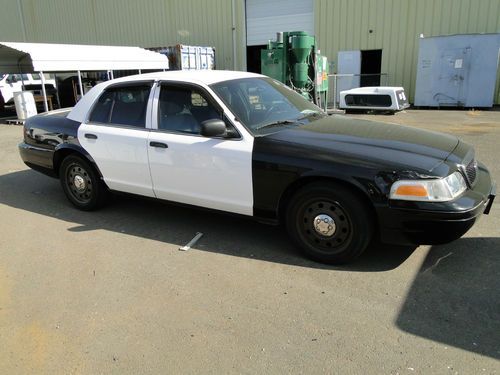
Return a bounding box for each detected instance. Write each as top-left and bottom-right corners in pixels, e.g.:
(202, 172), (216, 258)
(19, 71), (495, 264)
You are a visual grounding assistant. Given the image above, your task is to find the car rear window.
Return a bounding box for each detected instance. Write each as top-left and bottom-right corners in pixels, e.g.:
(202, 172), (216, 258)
(89, 84), (152, 127)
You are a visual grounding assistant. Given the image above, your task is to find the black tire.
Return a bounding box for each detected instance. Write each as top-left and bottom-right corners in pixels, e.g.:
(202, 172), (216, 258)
(59, 154), (107, 211)
(285, 182), (374, 264)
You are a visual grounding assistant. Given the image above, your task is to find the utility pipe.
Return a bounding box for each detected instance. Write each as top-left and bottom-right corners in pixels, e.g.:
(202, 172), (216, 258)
(39, 71), (48, 112)
(77, 70), (84, 100)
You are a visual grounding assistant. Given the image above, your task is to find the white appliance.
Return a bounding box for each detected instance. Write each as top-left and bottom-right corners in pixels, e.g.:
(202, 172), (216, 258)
(339, 86), (409, 113)
(13, 91), (37, 120)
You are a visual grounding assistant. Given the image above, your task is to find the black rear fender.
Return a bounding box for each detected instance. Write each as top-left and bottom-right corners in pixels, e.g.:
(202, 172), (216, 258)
(53, 144), (103, 179)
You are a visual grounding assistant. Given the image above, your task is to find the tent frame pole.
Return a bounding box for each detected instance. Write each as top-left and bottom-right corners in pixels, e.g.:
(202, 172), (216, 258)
(39, 71), (49, 112)
(77, 70), (84, 100)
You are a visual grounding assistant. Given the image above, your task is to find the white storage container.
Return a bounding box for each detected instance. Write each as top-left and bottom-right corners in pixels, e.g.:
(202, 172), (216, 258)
(149, 45), (216, 70)
(414, 33), (500, 108)
(13, 91), (37, 120)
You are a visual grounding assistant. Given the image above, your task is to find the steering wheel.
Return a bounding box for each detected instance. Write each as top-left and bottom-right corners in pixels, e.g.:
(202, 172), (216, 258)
(263, 101), (292, 120)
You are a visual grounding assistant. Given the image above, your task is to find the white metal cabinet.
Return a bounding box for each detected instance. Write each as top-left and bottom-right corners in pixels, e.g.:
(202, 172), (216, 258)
(336, 50), (361, 102)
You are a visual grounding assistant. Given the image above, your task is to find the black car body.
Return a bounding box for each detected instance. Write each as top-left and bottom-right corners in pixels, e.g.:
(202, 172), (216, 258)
(19, 71), (496, 264)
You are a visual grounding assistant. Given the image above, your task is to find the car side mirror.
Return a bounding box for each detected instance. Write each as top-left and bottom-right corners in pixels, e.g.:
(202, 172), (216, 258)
(8, 75), (17, 84)
(200, 119), (227, 137)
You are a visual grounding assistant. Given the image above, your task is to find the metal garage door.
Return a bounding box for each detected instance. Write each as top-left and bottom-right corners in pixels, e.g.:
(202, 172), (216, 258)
(246, 0), (314, 46)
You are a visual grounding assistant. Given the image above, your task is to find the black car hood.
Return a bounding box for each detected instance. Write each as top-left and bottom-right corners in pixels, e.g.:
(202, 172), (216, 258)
(261, 115), (459, 172)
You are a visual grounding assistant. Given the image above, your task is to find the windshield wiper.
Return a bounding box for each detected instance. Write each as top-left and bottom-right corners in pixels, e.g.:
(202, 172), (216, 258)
(254, 111), (325, 131)
(254, 119), (302, 131)
(296, 111), (324, 122)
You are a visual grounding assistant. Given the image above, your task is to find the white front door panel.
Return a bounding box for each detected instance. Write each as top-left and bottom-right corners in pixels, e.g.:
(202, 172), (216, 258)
(78, 124), (154, 197)
(148, 132), (254, 216)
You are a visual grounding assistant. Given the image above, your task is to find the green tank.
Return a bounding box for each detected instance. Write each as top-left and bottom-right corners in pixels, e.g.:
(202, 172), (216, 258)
(261, 31), (328, 109)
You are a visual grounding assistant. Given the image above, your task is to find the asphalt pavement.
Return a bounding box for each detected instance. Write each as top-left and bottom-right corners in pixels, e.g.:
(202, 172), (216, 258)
(0, 109), (498, 374)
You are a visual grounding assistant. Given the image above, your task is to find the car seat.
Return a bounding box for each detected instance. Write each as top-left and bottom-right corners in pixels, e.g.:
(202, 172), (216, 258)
(159, 89), (200, 134)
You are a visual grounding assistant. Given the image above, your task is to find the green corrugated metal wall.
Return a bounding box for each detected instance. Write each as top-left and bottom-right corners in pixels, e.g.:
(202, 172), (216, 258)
(1, 0), (499, 103)
(0, 0), (25, 39)
(315, 0), (500, 103)
(0, 0), (245, 70)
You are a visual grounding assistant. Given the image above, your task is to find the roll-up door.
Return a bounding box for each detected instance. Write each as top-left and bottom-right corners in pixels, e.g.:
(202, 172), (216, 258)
(246, 0), (314, 46)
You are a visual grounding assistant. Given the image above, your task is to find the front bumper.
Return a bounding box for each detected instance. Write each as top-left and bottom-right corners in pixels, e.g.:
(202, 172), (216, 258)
(377, 163), (495, 246)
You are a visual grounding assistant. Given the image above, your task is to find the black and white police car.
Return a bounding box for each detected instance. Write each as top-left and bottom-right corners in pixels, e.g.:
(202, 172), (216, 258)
(19, 71), (495, 264)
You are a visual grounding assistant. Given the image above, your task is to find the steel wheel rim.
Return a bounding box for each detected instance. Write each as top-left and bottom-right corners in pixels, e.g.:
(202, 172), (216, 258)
(66, 163), (93, 204)
(300, 199), (352, 254)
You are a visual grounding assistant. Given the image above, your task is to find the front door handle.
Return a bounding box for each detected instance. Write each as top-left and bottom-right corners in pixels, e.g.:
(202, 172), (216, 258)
(149, 141), (168, 148)
(85, 133), (98, 139)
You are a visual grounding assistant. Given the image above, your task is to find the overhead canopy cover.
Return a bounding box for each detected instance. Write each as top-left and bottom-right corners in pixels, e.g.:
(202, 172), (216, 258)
(0, 41), (169, 73)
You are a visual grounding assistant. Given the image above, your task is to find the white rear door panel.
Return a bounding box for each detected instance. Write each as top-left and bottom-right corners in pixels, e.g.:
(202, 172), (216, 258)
(78, 124), (154, 197)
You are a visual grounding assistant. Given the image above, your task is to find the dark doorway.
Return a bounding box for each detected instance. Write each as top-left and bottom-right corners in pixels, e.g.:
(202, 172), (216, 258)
(360, 49), (382, 87)
(246, 45), (266, 74)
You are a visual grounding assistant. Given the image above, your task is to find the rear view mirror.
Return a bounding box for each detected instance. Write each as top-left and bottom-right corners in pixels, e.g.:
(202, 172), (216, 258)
(200, 119), (226, 137)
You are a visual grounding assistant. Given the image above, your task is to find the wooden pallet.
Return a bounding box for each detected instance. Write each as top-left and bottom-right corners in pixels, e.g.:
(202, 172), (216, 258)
(4, 118), (24, 125)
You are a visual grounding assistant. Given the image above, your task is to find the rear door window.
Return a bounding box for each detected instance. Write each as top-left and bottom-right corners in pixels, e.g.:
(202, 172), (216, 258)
(89, 84), (152, 127)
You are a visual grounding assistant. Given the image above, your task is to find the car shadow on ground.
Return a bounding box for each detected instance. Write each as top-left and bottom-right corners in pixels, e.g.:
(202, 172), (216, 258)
(0, 169), (417, 271)
(396, 238), (500, 359)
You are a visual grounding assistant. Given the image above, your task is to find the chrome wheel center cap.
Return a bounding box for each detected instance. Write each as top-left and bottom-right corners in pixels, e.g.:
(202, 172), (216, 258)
(73, 175), (86, 191)
(313, 214), (336, 236)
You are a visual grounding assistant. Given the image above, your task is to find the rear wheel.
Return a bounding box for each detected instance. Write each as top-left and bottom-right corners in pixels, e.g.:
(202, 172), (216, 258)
(59, 154), (107, 211)
(286, 182), (374, 264)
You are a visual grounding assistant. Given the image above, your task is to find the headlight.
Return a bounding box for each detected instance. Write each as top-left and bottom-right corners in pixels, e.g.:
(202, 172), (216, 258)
(390, 171), (467, 202)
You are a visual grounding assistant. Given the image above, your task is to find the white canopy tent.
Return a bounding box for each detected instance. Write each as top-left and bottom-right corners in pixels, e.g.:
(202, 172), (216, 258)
(0, 41), (169, 112)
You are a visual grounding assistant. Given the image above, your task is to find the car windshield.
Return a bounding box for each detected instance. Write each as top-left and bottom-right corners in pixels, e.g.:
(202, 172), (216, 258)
(0, 73), (6, 80)
(210, 77), (325, 135)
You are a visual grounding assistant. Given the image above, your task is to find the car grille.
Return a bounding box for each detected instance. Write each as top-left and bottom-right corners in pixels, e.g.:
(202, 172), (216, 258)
(464, 159), (478, 186)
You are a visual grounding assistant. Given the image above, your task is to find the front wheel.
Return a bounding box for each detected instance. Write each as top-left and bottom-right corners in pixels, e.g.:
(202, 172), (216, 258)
(59, 154), (107, 211)
(286, 182), (374, 264)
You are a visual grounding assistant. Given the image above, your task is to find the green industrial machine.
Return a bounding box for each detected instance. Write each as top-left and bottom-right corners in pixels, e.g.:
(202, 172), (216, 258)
(261, 31), (329, 109)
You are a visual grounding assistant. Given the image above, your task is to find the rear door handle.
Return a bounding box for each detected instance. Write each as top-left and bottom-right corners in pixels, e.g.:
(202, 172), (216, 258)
(85, 133), (98, 139)
(149, 141), (168, 148)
